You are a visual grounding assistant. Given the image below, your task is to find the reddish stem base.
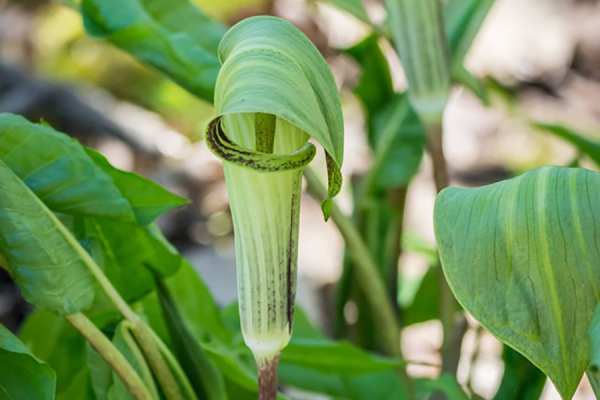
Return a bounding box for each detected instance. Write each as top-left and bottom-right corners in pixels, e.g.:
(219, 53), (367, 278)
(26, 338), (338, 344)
(258, 355), (280, 400)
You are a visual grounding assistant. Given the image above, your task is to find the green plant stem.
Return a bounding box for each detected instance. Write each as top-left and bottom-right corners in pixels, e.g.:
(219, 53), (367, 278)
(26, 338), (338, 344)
(304, 167), (414, 399)
(425, 121), (465, 377)
(130, 321), (184, 400)
(383, 187), (408, 311)
(258, 355), (279, 400)
(148, 329), (198, 400)
(65, 313), (153, 400)
(64, 220), (185, 400)
(120, 322), (160, 400)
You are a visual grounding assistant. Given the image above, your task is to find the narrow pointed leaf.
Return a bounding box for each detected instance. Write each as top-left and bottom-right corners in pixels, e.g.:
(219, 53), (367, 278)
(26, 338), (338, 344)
(81, 0), (226, 102)
(155, 274), (228, 400)
(435, 166), (600, 398)
(532, 122), (600, 167)
(0, 324), (56, 400)
(85, 149), (187, 225)
(444, 0), (495, 68)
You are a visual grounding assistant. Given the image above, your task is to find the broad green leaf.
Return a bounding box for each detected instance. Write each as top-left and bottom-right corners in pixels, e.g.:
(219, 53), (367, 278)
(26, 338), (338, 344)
(214, 16), (344, 207)
(81, 0), (226, 102)
(493, 346), (546, 400)
(0, 324), (56, 400)
(532, 122), (600, 168)
(0, 113), (134, 222)
(0, 159), (95, 314)
(80, 218), (182, 323)
(85, 149), (187, 225)
(435, 166), (600, 398)
(20, 310), (89, 396)
(155, 275), (228, 400)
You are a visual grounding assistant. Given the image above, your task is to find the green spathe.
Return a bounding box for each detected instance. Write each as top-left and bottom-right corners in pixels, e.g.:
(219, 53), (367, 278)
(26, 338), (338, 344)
(435, 166), (600, 398)
(206, 16), (344, 366)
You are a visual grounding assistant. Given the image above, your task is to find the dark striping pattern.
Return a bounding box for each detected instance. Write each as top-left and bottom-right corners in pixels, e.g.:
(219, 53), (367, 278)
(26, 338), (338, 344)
(206, 117), (316, 172)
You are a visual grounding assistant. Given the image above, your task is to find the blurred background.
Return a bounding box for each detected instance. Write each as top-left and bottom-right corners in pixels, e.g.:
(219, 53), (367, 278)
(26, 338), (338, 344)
(1, 0), (599, 398)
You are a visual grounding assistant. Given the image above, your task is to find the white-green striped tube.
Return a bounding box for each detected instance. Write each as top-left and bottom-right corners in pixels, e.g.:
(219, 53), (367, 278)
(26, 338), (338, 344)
(386, 0), (451, 124)
(208, 114), (312, 365)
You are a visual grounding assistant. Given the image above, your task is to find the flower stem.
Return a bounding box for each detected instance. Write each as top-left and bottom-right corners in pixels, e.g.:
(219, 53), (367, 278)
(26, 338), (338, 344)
(304, 167), (414, 399)
(66, 313), (153, 400)
(258, 355), (280, 400)
(425, 121), (465, 377)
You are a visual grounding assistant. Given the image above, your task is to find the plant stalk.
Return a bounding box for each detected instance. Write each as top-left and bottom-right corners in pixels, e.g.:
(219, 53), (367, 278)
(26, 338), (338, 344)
(66, 313), (153, 400)
(130, 321), (184, 400)
(258, 355), (280, 400)
(64, 223), (185, 400)
(425, 121), (465, 377)
(587, 370), (600, 398)
(304, 167), (414, 399)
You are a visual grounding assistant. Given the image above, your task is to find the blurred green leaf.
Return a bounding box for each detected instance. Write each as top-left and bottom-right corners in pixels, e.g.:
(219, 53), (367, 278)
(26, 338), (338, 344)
(435, 166), (600, 398)
(20, 310), (90, 396)
(283, 338), (402, 373)
(532, 122), (600, 167)
(400, 264), (440, 326)
(416, 374), (468, 400)
(493, 346), (545, 400)
(370, 95), (425, 188)
(155, 274), (228, 400)
(344, 39), (424, 190)
(81, 0), (226, 102)
(0, 324), (56, 400)
(444, 0), (495, 68)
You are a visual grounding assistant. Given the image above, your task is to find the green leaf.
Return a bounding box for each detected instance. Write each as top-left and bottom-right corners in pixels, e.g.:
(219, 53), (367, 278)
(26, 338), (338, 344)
(0, 113), (134, 222)
(155, 274), (228, 400)
(20, 310), (89, 396)
(0, 159), (95, 314)
(0, 324), (56, 400)
(282, 338), (402, 373)
(369, 95), (425, 188)
(444, 0), (495, 69)
(415, 374), (468, 400)
(400, 263), (440, 326)
(345, 34), (394, 121)
(81, 0), (226, 102)
(532, 122), (600, 168)
(85, 149), (187, 225)
(493, 346), (546, 400)
(435, 166), (600, 398)
(80, 219), (182, 322)
(214, 16), (344, 206)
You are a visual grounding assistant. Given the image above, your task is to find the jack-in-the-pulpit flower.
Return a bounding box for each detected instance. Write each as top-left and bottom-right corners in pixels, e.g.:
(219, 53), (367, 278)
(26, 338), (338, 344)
(386, 0), (451, 125)
(206, 16), (344, 397)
